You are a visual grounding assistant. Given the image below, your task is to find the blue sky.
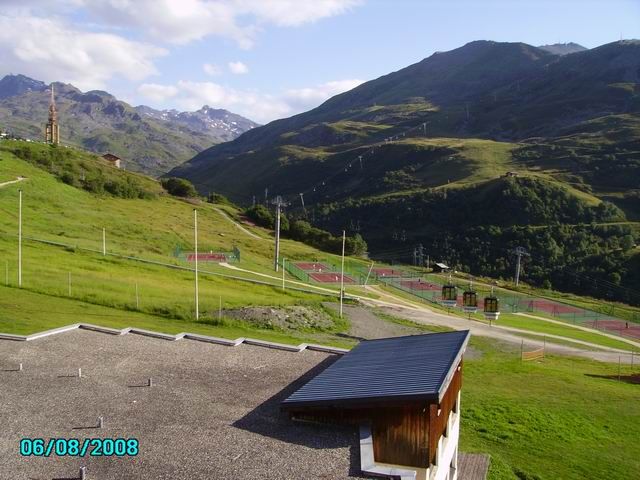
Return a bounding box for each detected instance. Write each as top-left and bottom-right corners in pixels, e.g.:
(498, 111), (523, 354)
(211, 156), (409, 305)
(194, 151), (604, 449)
(1, 1), (638, 123)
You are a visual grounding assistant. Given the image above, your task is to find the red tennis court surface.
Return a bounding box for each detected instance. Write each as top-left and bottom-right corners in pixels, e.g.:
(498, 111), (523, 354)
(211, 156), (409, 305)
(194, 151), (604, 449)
(309, 272), (356, 284)
(373, 268), (405, 278)
(519, 299), (583, 315)
(400, 280), (440, 291)
(186, 253), (227, 262)
(295, 262), (331, 272)
(584, 320), (640, 339)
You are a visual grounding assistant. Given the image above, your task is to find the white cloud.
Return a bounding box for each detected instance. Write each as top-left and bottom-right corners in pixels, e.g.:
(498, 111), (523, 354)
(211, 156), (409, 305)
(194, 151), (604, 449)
(284, 79), (364, 110)
(203, 63), (222, 76)
(78, 0), (363, 48)
(228, 61), (249, 75)
(235, 0), (364, 27)
(137, 77), (364, 123)
(0, 15), (166, 90)
(137, 83), (179, 102)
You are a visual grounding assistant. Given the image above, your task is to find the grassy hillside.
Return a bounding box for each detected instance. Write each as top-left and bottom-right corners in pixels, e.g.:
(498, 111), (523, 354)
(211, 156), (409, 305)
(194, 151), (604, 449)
(167, 40), (639, 304)
(0, 141), (376, 345)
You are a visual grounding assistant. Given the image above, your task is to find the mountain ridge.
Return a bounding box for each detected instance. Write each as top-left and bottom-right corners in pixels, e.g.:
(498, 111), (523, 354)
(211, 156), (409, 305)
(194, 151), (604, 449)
(167, 39), (639, 304)
(0, 74), (258, 176)
(171, 39), (640, 200)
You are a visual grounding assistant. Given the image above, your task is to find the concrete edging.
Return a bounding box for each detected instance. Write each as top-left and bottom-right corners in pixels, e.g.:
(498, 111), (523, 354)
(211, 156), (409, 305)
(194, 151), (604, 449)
(0, 323), (349, 355)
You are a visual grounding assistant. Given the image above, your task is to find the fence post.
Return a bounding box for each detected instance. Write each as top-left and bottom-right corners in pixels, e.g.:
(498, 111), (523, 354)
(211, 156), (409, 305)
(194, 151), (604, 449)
(520, 339), (524, 361)
(618, 356), (621, 381)
(282, 258), (286, 292)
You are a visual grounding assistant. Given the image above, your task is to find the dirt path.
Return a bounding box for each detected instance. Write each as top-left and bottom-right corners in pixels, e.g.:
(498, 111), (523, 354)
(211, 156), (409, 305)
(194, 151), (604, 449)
(325, 303), (419, 340)
(214, 207), (264, 240)
(0, 177), (25, 188)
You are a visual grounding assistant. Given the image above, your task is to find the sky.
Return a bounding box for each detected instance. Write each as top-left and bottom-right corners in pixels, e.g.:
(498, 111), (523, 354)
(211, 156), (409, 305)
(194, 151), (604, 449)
(1, 0), (639, 124)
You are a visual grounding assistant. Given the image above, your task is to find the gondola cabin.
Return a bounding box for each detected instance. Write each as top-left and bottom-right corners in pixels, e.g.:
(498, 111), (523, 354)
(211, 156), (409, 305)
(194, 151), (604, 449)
(484, 296), (500, 322)
(462, 290), (478, 314)
(441, 284), (458, 308)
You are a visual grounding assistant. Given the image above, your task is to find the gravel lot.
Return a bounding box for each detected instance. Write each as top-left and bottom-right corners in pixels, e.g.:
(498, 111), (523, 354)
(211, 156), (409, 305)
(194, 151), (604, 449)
(0, 330), (365, 479)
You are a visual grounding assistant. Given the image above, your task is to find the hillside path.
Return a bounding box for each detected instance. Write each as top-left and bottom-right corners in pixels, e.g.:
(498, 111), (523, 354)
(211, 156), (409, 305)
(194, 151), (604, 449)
(214, 207), (264, 240)
(0, 177), (25, 188)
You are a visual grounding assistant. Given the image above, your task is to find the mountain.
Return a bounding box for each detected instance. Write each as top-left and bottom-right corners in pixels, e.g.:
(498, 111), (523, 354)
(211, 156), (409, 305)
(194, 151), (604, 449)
(0, 75), (258, 176)
(169, 40), (640, 304)
(538, 42), (587, 55)
(135, 105), (256, 143)
(171, 40), (640, 199)
(0, 74), (46, 99)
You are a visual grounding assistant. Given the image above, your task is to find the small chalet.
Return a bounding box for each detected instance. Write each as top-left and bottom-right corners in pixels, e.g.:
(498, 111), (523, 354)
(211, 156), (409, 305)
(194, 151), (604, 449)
(102, 153), (122, 169)
(282, 330), (470, 480)
(433, 262), (450, 273)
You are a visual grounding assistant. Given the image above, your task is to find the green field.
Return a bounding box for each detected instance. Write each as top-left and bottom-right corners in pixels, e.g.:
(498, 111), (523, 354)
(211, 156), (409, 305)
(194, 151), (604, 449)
(462, 337), (639, 480)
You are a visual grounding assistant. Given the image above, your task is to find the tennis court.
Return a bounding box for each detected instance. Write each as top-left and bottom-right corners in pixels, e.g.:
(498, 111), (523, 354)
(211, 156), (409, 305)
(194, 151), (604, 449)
(400, 280), (440, 291)
(186, 253), (227, 262)
(308, 272), (356, 284)
(294, 262), (331, 272)
(584, 320), (640, 339)
(373, 267), (405, 278)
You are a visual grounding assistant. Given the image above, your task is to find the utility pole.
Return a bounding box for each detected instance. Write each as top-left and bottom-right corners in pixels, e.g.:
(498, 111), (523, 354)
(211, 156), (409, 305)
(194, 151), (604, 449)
(423, 122), (427, 136)
(271, 196), (289, 272)
(194, 209), (199, 320)
(412, 247), (417, 266)
(264, 188), (268, 206)
(418, 244), (425, 267)
(513, 246), (530, 287)
(18, 189), (22, 288)
(340, 230), (346, 318)
(252, 195), (256, 207)
(299, 193), (307, 217)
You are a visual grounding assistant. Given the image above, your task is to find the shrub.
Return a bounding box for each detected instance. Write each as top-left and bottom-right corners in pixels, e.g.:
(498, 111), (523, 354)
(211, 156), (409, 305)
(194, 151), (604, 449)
(161, 177), (198, 198)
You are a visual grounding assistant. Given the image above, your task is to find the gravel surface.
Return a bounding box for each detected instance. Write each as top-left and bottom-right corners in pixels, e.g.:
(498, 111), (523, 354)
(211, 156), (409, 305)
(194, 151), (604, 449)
(0, 330), (366, 479)
(324, 303), (421, 340)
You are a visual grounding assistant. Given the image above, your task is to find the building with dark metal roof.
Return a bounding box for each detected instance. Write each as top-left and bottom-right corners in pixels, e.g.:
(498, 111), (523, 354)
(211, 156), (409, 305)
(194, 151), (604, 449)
(282, 330), (471, 480)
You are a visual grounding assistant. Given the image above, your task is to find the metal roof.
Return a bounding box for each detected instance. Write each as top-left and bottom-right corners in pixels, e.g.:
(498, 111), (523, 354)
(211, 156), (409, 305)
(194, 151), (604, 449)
(282, 330), (470, 409)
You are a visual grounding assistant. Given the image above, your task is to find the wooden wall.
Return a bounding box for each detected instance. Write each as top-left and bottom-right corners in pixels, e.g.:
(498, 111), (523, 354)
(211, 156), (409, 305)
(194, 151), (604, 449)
(287, 361), (463, 470)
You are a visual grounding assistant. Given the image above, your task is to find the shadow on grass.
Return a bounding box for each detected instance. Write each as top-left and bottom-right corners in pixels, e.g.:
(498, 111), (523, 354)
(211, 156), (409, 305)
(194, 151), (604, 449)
(585, 373), (640, 384)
